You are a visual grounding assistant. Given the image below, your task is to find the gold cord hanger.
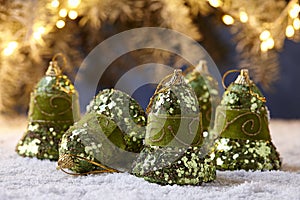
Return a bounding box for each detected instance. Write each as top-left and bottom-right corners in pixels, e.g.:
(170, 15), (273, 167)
(52, 53), (67, 69)
(57, 154), (118, 176)
(221, 69), (240, 89)
(222, 69), (266, 102)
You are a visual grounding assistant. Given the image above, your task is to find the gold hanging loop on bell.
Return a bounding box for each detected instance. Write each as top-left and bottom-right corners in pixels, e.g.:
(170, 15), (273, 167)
(222, 68), (266, 103)
(52, 53), (67, 68)
(221, 69), (241, 89)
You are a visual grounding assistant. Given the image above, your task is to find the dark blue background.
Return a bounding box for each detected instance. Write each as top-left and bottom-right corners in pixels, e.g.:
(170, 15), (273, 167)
(264, 40), (300, 119)
(131, 40), (300, 119)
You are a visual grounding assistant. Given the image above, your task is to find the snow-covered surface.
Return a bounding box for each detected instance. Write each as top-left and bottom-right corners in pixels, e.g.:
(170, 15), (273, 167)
(0, 117), (300, 200)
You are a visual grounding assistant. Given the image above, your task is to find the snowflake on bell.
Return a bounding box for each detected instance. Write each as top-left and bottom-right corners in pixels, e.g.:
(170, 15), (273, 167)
(211, 69), (281, 171)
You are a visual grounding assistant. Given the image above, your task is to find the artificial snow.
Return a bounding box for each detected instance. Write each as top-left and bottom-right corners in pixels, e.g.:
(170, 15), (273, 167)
(0, 117), (299, 200)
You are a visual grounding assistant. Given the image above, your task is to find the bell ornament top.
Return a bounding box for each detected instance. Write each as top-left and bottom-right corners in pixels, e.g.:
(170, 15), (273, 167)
(234, 69), (251, 86)
(46, 61), (62, 76)
(195, 60), (209, 74)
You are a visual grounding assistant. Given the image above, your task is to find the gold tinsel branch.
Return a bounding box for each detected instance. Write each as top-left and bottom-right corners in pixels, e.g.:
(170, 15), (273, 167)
(0, 0), (299, 114)
(198, 0), (299, 88)
(222, 0), (287, 88)
(0, 0), (56, 114)
(0, 0), (202, 115)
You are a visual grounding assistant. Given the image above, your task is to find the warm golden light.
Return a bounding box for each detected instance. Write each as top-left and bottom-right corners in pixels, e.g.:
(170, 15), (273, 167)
(68, 0), (81, 8)
(293, 18), (300, 30)
(33, 26), (46, 40)
(286, 25), (295, 37)
(208, 0), (222, 8)
(239, 11), (248, 23)
(289, 4), (300, 19)
(68, 10), (78, 20)
(51, 0), (60, 8)
(59, 9), (68, 18)
(3, 41), (18, 56)
(260, 41), (268, 52)
(259, 30), (271, 41)
(222, 15), (234, 25)
(33, 32), (42, 40)
(266, 37), (275, 49)
(56, 20), (65, 29)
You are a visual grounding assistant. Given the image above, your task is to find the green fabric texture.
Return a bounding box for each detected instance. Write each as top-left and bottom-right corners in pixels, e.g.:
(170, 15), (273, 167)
(214, 106), (271, 141)
(146, 70), (202, 148)
(185, 69), (220, 131)
(145, 113), (202, 147)
(59, 113), (136, 173)
(133, 70), (216, 185)
(87, 89), (147, 153)
(16, 67), (80, 161)
(214, 71), (270, 141)
(58, 89), (147, 173)
(212, 69), (281, 171)
(29, 76), (79, 123)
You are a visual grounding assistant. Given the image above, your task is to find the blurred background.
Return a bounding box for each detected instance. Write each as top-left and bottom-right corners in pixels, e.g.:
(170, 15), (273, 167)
(0, 0), (299, 118)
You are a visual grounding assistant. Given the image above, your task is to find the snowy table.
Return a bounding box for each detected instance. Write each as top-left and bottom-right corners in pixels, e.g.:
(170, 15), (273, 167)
(1, 117), (300, 200)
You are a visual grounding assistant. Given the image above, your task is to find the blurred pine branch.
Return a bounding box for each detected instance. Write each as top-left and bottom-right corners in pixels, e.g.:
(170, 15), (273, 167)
(0, 0), (298, 115)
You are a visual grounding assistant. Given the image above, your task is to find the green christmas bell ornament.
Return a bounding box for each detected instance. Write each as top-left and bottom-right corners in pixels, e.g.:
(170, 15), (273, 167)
(87, 88), (147, 153)
(57, 89), (147, 174)
(184, 60), (220, 131)
(16, 53), (80, 161)
(212, 69), (281, 171)
(133, 69), (216, 185)
(58, 113), (124, 174)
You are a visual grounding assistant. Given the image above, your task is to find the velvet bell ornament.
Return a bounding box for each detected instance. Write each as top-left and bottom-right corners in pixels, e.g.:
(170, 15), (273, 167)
(133, 69), (216, 185)
(212, 69), (281, 171)
(16, 54), (80, 160)
(57, 89), (147, 174)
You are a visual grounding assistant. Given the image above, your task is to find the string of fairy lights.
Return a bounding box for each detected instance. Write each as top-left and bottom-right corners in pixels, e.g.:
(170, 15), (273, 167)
(1, 0), (299, 57)
(54, 0), (80, 28)
(1, 0), (81, 57)
(208, 0), (300, 52)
